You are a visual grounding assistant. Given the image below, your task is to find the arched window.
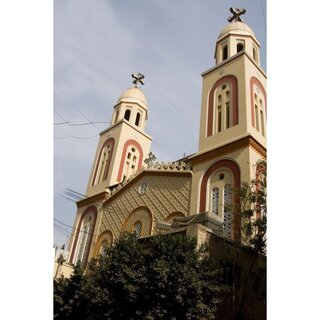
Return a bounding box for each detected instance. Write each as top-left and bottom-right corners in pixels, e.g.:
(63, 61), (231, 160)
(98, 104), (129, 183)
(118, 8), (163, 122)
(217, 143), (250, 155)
(223, 45), (228, 61)
(100, 240), (108, 256)
(237, 42), (244, 53)
(75, 214), (94, 265)
(114, 110), (119, 123)
(135, 112), (141, 126)
(207, 76), (238, 137)
(97, 145), (111, 183)
(92, 139), (114, 186)
(253, 46), (257, 61)
(251, 81), (266, 134)
(124, 109), (131, 121)
(200, 160), (241, 240)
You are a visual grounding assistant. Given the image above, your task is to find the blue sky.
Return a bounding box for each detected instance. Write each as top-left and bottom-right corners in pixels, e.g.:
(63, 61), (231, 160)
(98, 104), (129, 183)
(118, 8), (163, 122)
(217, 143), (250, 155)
(54, 0), (266, 248)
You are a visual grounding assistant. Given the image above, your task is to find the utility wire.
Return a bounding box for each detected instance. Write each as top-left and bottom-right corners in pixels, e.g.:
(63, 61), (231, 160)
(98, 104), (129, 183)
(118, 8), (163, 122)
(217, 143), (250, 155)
(145, 73), (198, 133)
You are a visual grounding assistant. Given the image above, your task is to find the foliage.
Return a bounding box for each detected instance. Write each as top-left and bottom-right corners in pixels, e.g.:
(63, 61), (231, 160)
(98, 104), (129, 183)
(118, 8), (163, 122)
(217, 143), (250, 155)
(54, 233), (221, 320)
(239, 162), (267, 254)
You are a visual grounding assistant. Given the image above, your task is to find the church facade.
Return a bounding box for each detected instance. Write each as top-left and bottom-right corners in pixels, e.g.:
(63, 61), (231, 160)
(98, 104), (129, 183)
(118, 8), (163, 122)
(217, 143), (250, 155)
(67, 12), (266, 269)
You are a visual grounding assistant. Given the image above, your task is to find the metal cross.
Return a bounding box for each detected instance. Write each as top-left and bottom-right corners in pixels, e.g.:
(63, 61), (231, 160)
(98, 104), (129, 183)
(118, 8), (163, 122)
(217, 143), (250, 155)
(144, 152), (157, 169)
(132, 73), (145, 88)
(227, 7), (246, 23)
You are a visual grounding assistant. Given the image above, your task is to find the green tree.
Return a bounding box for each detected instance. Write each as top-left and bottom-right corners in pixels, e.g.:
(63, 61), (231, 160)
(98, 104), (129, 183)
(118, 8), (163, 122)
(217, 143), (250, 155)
(54, 233), (221, 320)
(239, 162), (267, 254)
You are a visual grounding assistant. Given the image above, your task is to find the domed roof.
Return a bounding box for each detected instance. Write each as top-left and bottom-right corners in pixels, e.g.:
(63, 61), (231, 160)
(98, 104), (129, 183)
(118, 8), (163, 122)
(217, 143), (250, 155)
(117, 87), (147, 108)
(218, 21), (255, 39)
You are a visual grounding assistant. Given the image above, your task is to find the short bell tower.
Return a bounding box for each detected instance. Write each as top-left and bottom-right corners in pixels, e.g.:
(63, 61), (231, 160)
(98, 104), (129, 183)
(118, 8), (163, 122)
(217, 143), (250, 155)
(85, 73), (152, 197)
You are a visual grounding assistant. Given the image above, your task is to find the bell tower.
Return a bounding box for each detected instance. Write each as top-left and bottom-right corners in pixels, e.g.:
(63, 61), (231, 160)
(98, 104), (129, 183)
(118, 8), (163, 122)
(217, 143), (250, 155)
(198, 8), (266, 153)
(85, 73), (152, 197)
(189, 8), (266, 242)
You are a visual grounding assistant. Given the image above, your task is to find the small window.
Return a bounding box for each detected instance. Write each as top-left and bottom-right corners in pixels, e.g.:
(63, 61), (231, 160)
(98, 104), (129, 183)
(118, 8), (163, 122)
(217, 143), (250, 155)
(133, 221), (142, 237)
(114, 110), (119, 123)
(237, 42), (244, 53)
(223, 45), (228, 61)
(253, 47), (257, 61)
(124, 109), (131, 121)
(127, 153), (131, 159)
(135, 113), (141, 126)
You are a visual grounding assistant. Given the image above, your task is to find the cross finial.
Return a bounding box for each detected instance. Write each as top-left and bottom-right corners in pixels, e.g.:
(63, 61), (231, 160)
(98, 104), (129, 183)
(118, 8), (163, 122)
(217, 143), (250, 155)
(131, 73), (145, 88)
(144, 152), (157, 169)
(227, 7), (246, 23)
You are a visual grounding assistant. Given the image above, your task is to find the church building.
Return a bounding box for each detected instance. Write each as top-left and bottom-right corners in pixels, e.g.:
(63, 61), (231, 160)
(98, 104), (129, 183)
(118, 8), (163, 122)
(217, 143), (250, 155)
(67, 9), (266, 269)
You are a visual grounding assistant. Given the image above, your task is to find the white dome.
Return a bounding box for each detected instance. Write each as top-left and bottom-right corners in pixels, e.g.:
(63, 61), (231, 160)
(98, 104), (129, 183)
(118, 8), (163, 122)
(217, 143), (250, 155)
(117, 87), (147, 108)
(218, 21), (255, 39)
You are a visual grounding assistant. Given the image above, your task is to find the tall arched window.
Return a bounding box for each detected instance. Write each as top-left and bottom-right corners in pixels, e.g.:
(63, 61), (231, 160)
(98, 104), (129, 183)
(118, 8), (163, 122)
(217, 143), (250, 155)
(200, 159), (241, 241)
(135, 112), (141, 126)
(92, 138), (114, 186)
(74, 213), (95, 265)
(251, 79), (266, 134)
(207, 76), (238, 137)
(124, 109), (131, 121)
(222, 45), (228, 60)
(215, 85), (232, 134)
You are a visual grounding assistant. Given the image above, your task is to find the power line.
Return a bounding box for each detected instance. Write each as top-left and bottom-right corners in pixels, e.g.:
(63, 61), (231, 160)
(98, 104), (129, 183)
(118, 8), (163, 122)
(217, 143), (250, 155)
(54, 121), (111, 126)
(54, 134), (99, 140)
(145, 73), (198, 133)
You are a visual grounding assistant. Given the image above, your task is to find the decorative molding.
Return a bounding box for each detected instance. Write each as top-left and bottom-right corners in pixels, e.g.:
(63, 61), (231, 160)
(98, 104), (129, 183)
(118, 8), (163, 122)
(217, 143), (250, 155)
(99, 174), (191, 240)
(190, 136), (266, 166)
(250, 77), (267, 128)
(207, 75), (238, 137)
(106, 161), (192, 202)
(69, 206), (97, 266)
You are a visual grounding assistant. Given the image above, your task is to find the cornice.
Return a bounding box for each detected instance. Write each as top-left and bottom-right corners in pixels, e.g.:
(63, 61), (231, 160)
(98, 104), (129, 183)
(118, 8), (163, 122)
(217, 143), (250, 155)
(190, 136), (266, 166)
(76, 192), (105, 208)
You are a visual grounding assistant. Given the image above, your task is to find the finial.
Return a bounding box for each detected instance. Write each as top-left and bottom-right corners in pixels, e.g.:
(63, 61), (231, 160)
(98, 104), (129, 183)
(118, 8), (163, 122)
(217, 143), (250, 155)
(227, 7), (246, 23)
(131, 73), (145, 88)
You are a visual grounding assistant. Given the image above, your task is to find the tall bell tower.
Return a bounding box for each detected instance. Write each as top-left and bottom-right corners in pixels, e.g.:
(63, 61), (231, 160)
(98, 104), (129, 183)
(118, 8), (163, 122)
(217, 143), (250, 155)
(189, 8), (266, 241)
(85, 73), (152, 197)
(198, 8), (266, 153)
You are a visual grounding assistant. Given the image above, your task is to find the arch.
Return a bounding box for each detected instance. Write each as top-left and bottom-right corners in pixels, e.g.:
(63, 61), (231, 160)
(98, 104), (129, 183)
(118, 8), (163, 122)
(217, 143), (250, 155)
(135, 112), (141, 126)
(237, 42), (244, 53)
(91, 138), (115, 186)
(199, 159), (241, 240)
(69, 206), (97, 266)
(207, 75), (238, 137)
(121, 206), (153, 237)
(117, 139), (143, 182)
(124, 109), (131, 121)
(93, 230), (113, 257)
(250, 77), (267, 128)
(165, 211), (186, 223)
